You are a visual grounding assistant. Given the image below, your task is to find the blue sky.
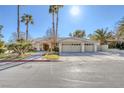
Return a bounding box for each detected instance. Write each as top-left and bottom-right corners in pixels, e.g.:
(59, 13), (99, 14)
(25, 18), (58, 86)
(0, 5), (124, 42)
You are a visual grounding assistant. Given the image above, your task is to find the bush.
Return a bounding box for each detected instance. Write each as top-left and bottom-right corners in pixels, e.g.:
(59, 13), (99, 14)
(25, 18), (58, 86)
(116, 43), (121, 49)
(0, 48), (5, 54)
(7, 39), (32, 56)
(52, 46), (59, 52)
(120, 42), (124, 50)
(113, 42), (124, 50)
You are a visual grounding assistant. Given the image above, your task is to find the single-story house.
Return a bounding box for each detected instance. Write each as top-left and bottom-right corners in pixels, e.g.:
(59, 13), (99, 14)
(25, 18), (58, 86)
(32, 37), (108, 52)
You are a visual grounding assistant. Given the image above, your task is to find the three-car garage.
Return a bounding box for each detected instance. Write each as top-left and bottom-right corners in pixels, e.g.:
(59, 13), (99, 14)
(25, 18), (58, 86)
(59, 38), (97, 53)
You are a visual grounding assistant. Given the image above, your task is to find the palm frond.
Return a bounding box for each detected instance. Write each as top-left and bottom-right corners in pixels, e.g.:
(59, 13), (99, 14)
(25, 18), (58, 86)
(21, 14), (34, 25)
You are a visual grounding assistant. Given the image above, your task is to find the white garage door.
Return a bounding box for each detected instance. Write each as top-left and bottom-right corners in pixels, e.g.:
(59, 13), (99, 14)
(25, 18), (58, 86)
(62, 43), (81, 52)
(84, 43), (94, 52)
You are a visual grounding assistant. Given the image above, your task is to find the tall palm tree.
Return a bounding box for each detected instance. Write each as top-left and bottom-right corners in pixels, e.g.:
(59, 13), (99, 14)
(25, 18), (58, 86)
(17, 5), (20, 40)
(49, 5), (57, 49)
(49, 5), (63, 48)
(55, 5), (63, 39)
(21, 14), (33, 41)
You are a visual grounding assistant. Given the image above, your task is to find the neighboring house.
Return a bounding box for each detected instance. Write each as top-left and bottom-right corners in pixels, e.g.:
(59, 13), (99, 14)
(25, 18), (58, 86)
(32, 37), (108, 52)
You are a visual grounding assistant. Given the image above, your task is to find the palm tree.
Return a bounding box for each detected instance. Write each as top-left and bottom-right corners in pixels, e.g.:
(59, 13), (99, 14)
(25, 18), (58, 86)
(49, 5), (57, 50)
(116, 17), (124, 41)
(72, 30), (86, 38)
(91, 28), (113, 45)
(55, 5), (63, 39)
(49, 5), (63, 51)
(17, 5), (20, 40)
(21, 14), (33, 41)
(49, 6), (56, 42)
(88, 34), (97, 40)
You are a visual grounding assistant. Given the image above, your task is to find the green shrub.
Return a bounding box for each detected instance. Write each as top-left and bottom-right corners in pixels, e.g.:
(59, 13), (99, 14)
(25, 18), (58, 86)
(52, 46), (59, 52)
(114, 42), (124, 50)
(116, 43), (121, 49)
(7, 39), (32, 56)
(120, 42), (124, 50)
(0, 48), (5, 54)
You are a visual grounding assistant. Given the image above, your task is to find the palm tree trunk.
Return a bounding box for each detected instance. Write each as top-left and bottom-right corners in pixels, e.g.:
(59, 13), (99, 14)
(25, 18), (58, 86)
(52, 12), (55, 49)
(56, 11), (59, 43)
(26, 23), (29, 41)
(17, 5), (20, 40)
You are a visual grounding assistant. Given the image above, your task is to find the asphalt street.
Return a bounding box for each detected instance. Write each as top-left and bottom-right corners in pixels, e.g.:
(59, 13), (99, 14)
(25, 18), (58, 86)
(0, 60), (124, 88)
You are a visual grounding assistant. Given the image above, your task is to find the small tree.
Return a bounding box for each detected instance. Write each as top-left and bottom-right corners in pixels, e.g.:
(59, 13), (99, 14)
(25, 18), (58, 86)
(7, 39), (32, 57)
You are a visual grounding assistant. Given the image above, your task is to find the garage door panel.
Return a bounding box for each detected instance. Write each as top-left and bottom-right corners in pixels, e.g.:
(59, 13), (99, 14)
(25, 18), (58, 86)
(62, 45), (70, 52)
(85, 44), (94, 52)
(62, 44), (81, 52)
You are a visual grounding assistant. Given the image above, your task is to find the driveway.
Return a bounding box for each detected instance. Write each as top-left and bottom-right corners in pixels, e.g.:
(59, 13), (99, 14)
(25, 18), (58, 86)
(0, 52), (124, 87)
(60, 52), (124, 62)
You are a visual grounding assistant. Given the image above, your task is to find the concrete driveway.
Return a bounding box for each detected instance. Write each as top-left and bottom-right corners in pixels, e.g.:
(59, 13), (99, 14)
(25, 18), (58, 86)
(60, 52), (124, 62)
(0, 52), (124, 88)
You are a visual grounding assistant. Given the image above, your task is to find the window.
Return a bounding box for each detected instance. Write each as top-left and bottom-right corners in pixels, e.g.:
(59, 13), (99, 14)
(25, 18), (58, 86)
(62, 43), (81, 46)
(85, 43), (94, 46)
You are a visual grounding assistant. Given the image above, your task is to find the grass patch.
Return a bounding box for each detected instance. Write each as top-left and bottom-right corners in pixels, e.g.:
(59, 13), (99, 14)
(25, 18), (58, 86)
(43, 54), (60, 60)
